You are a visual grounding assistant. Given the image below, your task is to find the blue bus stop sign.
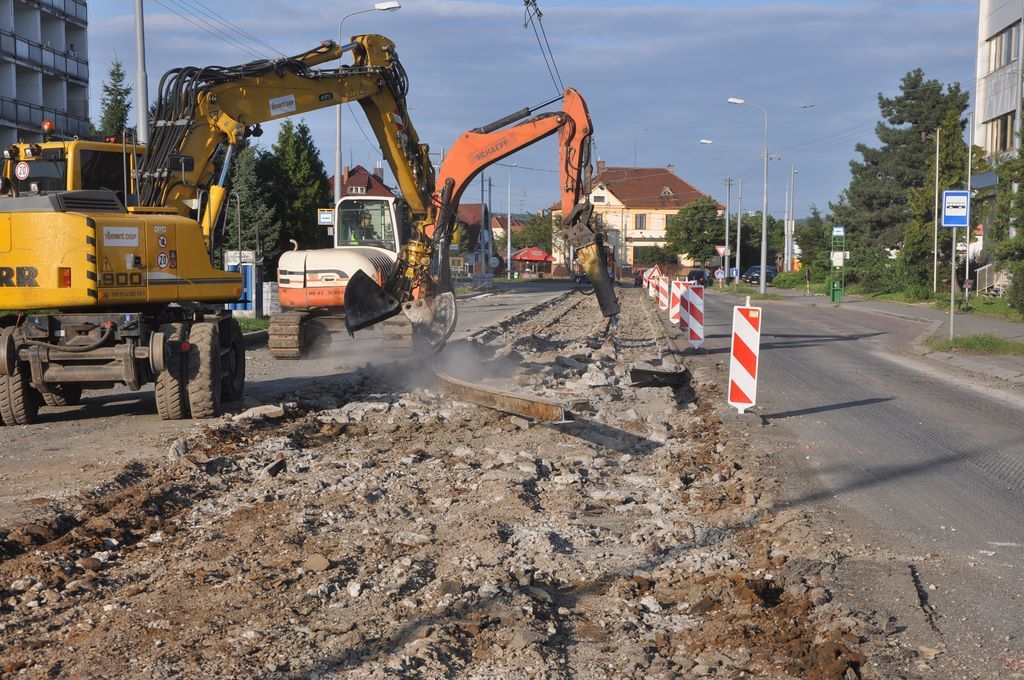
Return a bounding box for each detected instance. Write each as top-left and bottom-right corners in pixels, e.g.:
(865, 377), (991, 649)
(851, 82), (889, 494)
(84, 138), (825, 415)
(941, 190), (970, 228)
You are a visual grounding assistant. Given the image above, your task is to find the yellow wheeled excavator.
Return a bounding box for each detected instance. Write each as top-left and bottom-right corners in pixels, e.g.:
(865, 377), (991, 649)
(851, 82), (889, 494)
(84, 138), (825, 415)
(0, 35), (437, 423)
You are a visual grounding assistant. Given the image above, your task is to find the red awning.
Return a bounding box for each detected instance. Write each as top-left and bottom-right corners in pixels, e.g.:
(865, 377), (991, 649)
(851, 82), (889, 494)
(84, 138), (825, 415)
(512, 246), (554, 262)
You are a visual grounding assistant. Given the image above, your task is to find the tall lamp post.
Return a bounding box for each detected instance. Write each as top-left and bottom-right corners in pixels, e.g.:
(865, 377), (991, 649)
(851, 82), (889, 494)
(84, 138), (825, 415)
(699, 139), (731, 286)
(507, 163), (517, 278)
(335, 1), (401, 206)
(728, 97), (770, 293)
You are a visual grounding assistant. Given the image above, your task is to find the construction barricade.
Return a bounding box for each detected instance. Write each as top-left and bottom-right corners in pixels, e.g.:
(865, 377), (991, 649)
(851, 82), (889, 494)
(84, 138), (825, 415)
(728, 305), (763, 413)
(687, 284), (704, 348)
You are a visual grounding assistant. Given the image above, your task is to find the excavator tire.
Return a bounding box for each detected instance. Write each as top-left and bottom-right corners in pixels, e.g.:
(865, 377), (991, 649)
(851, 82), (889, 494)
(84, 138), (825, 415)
(42, 384), (83, 407)
(186, 322), (222, 419)
(0, 329), (40, 425)
(155, 323), (189, 420)
(220, 318), (246, 402)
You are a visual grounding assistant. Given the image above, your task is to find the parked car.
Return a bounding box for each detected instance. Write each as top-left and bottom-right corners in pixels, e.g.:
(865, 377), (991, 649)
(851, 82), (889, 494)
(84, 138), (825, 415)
(686, 269), (710, 287)
(741, 266), (778, 285)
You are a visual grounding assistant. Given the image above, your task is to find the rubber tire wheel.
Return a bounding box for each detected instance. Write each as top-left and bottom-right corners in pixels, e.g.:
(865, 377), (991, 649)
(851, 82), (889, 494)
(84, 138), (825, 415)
(0, 361), (40, 426)
(220, 318), (245, 402)
(186, 322), (222, 419)
(41, 383), (83, 407)
(155, 323), (189, 420)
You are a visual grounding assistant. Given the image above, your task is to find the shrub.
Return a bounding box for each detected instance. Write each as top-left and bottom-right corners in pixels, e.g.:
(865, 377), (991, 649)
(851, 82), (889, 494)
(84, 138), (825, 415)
(771, 271), (805, 289)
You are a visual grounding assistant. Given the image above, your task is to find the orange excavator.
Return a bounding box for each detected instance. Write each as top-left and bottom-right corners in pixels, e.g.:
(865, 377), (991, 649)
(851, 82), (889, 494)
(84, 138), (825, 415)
(345, 88), (619, 344)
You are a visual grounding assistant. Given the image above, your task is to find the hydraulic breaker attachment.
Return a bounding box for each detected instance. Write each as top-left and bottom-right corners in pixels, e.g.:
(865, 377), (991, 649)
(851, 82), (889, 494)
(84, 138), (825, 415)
(565, 202), (619, 318)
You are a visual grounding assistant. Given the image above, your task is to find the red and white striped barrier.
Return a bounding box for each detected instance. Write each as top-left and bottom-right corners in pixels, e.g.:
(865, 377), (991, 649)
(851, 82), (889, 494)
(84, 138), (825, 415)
(642, 268), (653, 287)
(670, 280), (691, 328)
(647, 274), (657, 298)
(687, 284), (704, 348)
(728, 305), (763, 413)
(658, 276), (670, 311)
(669, 280), (684, 325)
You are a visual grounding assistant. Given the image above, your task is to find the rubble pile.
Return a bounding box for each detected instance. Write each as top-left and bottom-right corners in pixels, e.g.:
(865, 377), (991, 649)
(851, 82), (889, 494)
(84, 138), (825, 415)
(0, 289), (911, 678)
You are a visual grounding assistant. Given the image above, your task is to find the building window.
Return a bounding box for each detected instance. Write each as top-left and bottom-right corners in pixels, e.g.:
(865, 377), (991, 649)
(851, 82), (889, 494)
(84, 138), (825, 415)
(634, 213), (646, 231)
(347, 186), (366, 195)
(989, 22), (1020, 72)
(592, 194), (605, 203)
(986, 112), (1016, 153)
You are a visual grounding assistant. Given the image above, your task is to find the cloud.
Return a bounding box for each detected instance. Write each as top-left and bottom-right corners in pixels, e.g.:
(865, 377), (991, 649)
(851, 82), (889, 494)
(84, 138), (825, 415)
(85, 0), (976, 219)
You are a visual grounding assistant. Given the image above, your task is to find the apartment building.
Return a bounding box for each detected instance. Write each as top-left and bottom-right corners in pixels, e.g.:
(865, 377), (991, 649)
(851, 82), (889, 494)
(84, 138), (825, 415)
(0, 0), (89, 146)
(975, 1), (1023, 158)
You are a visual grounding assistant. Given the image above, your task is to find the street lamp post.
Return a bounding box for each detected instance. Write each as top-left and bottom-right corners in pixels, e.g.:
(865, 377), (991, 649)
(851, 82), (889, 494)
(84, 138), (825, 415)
(335, 1), (401, 206)
(728, 97), (769, 293)
(507, 163), (517, 279)
(699, 139), (731, 286)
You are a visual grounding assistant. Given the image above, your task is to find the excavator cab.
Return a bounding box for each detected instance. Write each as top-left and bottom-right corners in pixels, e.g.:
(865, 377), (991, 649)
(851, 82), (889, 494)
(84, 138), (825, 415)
(3, 139), (141, 204)
(335, 197), (402, 251)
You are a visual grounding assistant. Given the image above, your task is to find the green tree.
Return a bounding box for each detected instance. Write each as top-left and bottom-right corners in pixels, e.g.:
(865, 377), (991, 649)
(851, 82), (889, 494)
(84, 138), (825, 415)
(666, 196), (723, 263)
(735, 211), (782, 273)
(265, 120), (331, 252)
(832, 69), (968, 248)
(794, 205), (831, 281)
(223, 144), (282, 272)
(95, 58), (133, 139)
(992, 235), (1024, 314)
(517, 212), (553, 252)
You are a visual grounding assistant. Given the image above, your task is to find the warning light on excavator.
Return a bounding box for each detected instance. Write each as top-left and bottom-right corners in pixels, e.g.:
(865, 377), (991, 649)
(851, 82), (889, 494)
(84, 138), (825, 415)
(41, 119), (55, 135)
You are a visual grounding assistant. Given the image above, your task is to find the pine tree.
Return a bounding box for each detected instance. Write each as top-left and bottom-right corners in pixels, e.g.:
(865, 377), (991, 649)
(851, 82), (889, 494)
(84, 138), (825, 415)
(831, 69), (968, 248)
(265, 120), (331, 251)
(96, 58), (133, 139)
(794, 205), (832, 281)
(223, 144), (282, 273)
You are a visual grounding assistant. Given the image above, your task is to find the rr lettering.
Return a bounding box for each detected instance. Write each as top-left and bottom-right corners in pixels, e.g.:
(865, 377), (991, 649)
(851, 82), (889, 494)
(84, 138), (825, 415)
(0, 266), (39, 287)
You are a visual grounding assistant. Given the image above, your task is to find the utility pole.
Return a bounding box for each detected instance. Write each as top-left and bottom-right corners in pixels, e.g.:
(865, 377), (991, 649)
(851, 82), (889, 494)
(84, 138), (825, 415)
(735, 179), (743, 284)
(133, 0), (149, 144)
(932, 127), (941, 293)
(785, 165), (797, 271)
(724, 176), (732, 286)
(965, 111), (974, 291)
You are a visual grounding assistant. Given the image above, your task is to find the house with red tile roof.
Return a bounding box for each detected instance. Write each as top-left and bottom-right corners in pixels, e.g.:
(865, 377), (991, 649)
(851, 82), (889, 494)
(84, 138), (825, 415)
(552, 161), (711, 273)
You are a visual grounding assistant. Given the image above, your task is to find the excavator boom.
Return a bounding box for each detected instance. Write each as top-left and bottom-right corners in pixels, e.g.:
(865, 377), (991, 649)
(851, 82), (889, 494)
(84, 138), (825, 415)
(344, 88), (619, 343)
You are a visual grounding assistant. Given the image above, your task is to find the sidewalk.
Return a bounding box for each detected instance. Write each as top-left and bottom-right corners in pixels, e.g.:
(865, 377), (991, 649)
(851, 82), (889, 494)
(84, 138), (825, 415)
(726, 287), (1024, 385)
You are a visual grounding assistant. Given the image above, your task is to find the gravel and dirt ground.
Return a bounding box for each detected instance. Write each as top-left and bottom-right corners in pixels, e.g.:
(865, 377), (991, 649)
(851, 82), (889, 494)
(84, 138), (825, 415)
(0, 288), (947, 678)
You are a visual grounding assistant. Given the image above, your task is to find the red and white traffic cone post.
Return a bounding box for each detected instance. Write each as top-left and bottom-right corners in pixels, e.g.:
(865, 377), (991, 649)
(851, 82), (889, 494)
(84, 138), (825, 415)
(687, 284), (704, 348)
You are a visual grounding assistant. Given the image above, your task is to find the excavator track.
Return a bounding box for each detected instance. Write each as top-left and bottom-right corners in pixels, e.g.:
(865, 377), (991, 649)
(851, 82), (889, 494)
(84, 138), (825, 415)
(269, 311), (414, 359)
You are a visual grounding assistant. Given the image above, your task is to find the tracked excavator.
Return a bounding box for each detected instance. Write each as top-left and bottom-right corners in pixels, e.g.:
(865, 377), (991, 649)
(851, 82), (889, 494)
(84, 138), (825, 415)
(0, 35), (435, 423)
(343, 88), (620, 342)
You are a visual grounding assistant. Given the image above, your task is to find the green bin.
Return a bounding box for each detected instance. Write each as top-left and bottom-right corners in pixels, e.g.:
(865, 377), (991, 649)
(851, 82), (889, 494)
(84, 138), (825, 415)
(830, 279), (843, 303)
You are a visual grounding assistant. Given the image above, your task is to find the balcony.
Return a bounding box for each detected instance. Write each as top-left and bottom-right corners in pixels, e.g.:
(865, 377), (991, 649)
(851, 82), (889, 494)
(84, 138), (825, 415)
(0, 30), (89, 82)
(0, 95), (91, 138)
(36, 0), (88, 25)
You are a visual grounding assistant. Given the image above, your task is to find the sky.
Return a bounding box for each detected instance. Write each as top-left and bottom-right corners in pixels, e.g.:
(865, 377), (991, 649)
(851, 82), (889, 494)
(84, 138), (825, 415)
(84, 0), (978, 220)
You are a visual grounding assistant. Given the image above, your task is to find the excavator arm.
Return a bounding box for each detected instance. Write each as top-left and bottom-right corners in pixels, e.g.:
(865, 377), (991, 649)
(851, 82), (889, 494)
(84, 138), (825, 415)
(137, 35), (434, 248)
(344, 87), (619, 343)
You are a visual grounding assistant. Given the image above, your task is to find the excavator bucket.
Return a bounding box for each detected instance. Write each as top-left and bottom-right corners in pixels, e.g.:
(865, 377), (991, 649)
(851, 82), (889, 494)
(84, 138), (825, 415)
(344, 269), (402, 333)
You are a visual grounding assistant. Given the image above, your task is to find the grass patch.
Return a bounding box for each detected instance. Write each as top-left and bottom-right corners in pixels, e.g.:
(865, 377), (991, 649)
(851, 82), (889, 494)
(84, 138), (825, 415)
(719, 283), (785, 300)
(925, 334), (1024, 355)
(236, 317), (270, 332)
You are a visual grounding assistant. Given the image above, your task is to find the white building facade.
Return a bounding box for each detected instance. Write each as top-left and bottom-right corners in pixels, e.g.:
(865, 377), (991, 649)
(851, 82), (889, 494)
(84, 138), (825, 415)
(0, 0), (89, 146)
(976, 0), (1023, 158)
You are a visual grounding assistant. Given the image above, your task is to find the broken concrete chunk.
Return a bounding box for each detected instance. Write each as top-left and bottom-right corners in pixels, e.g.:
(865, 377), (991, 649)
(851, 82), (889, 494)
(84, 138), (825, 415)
(233, 405), (285, 422)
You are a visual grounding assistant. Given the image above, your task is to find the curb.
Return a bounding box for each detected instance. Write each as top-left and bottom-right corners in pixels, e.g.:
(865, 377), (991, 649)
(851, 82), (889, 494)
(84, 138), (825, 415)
(243, 330), (268, 348)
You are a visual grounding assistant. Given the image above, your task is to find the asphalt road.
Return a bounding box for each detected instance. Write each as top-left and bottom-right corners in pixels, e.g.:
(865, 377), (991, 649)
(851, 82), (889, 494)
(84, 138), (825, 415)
(0, 283), (577, 523)
(697, 290), (1024, 671)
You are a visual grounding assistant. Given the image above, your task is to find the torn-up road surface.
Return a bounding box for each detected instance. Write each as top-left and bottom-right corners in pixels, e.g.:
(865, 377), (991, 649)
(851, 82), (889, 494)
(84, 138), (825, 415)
(1, 289), (914, 678)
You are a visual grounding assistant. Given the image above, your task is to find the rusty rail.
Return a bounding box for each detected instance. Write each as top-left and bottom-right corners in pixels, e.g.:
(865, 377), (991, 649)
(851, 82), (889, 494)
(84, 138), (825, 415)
(433, 370), (566, 422)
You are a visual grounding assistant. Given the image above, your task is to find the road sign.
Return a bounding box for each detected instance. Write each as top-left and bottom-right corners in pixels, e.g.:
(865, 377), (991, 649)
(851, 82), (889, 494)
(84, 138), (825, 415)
(832, 226), (845, 236)
(729, 267), (739, 277)
(716, 245), (726, 256)
(728, 305), (762, 413)
(317, 208), (335, 226)
(941, 190), (970, 228)
(714, 268), (725, 279)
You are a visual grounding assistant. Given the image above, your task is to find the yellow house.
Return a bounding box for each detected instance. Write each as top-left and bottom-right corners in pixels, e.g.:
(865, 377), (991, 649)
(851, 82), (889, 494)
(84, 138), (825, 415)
(553, 161), (710, 274)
